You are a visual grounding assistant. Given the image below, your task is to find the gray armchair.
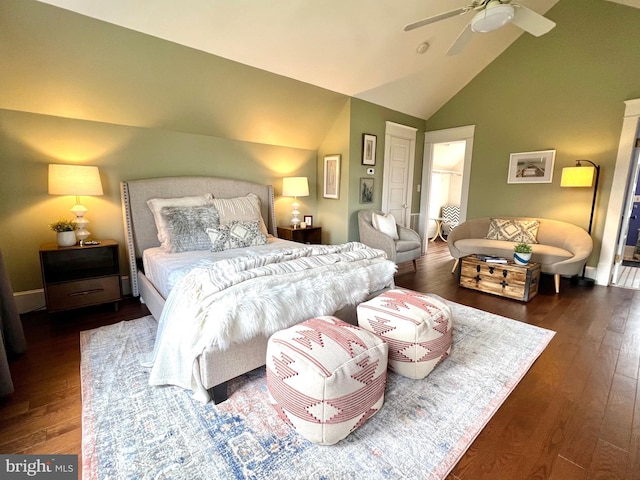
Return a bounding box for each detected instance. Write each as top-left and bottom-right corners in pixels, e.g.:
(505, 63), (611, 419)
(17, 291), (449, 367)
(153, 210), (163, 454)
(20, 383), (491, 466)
(358, 210), (422, 271)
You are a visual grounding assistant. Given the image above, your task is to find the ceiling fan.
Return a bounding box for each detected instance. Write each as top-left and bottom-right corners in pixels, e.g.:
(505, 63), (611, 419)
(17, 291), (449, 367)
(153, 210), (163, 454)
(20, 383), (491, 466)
(404, 0), (556, 56)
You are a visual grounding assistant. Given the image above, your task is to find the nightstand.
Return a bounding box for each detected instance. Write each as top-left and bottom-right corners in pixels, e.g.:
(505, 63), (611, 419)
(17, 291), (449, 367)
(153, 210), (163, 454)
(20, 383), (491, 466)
(277, 226), (322, 244)
(39, 240), (123, 313)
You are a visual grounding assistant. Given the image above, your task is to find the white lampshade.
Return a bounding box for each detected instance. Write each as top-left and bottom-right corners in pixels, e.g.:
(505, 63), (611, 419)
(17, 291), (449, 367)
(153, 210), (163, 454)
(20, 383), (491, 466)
(48, 164), (104, 196)
(560, 166), (596, 187)
(282, 177), (309, 198)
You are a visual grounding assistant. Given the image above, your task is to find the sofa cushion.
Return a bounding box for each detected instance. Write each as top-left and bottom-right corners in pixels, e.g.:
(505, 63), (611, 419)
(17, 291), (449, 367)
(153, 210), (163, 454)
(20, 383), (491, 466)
(486, 218), (540, 244)
(454, 239), (573, 265)
(395, 239), (421, 253)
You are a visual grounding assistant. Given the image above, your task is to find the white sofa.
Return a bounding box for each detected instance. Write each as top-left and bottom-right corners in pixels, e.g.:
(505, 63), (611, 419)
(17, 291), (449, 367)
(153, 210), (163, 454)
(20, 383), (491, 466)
(447, 217), (593, 293)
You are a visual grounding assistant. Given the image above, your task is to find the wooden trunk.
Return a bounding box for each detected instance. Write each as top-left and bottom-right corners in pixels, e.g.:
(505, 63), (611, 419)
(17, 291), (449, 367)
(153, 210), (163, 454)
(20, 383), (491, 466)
(458, 255), (540, 302)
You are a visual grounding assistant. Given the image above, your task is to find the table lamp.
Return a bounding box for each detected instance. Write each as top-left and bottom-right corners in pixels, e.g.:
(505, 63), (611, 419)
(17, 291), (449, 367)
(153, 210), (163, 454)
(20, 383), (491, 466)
(282, 177), (309, 229)
(560, 159), (600, 286)
(48, 164), (104, 245)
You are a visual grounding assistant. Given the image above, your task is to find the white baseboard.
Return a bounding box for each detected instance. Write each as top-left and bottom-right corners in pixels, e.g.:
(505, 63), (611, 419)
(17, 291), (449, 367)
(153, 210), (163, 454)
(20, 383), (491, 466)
(14, 276), (131, 314)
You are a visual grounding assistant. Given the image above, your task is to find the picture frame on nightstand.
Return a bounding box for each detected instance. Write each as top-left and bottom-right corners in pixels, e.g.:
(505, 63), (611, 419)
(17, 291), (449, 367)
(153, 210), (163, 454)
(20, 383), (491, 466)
(303, 215), (313, 227)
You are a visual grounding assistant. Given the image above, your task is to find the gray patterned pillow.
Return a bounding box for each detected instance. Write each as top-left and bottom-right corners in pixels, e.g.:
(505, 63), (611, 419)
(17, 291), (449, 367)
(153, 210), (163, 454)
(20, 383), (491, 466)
(486, 218), (539, 244)
(206, 220), (268, 252)
(160, 205), (220, 253)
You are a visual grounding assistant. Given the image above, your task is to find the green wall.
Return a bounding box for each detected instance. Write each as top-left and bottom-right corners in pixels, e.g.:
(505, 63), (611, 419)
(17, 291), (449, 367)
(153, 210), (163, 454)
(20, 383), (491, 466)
(425, 0), (640, 267)
(0, 0), (424, 293)
(348, 99), (426, 241)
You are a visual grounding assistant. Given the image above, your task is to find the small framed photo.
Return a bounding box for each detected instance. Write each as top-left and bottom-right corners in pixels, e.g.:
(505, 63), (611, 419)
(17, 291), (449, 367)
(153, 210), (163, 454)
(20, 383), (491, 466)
(303, 215), (313, 227)
(507, 149), (556, 184)
(323, 154), (341, 199)
(362, 134), (377, 166)
(360, 177), (374, 203)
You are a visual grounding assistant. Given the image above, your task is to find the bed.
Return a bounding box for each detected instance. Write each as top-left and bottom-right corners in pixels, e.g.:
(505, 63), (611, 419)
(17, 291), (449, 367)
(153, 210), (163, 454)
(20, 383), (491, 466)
(120, 176), (396, 404)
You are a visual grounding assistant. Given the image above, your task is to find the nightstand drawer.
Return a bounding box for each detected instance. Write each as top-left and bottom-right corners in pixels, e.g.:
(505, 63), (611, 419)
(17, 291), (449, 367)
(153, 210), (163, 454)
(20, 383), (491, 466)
(45, 276), (121, 312)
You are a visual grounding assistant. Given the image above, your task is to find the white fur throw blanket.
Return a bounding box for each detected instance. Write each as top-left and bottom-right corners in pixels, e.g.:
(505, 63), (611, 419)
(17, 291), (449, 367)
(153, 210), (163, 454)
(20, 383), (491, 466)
(144, 242), (396, 401)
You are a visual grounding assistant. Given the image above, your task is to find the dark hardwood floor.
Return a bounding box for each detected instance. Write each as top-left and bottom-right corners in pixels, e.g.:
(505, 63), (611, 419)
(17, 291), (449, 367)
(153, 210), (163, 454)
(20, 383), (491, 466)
(1, 241), (639, 479)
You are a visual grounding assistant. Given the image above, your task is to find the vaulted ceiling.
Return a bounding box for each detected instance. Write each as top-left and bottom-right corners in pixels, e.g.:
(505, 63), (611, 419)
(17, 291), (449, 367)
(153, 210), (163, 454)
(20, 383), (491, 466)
(35, 1), (639, 119)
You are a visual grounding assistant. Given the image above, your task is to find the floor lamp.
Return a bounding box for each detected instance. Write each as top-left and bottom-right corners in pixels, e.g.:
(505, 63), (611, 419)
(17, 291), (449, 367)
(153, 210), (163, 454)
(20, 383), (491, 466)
(560, 159), (600, 287)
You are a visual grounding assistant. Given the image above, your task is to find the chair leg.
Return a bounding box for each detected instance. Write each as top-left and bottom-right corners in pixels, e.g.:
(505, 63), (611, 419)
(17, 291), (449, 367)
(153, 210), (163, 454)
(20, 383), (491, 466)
(554, 274), (560, 294)
(451, 258), (459, 274)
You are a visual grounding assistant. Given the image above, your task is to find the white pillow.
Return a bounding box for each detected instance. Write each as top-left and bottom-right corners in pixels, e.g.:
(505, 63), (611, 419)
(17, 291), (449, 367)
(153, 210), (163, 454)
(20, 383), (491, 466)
(372, 212), (399, 240)
(147, 194), (213, 248)
(211, 193), (269, 236)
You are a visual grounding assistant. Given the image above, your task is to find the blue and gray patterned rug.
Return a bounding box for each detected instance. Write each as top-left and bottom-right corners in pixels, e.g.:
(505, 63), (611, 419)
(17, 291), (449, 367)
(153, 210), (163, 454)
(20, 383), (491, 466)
(80, 300), (555, 480)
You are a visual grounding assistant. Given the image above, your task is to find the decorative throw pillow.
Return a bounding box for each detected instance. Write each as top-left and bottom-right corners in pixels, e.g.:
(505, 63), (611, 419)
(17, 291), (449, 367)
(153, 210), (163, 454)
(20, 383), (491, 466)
(372, 212), (399, 240)
(486, 218), (540, 244)
(206, 220), (268, 252)
(147, 194), (213, 248)
(211, 194), (269, 236)
(160, 205), (220, 253)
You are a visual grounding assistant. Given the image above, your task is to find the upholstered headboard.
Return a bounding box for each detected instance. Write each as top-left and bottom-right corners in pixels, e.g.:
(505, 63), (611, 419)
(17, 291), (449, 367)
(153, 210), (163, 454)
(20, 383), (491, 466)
(120, 176), (276, 296)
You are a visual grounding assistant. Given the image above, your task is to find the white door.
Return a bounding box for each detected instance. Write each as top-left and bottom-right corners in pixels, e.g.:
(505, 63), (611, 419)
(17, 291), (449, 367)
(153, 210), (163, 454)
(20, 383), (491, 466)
(382, 122), (416, 227)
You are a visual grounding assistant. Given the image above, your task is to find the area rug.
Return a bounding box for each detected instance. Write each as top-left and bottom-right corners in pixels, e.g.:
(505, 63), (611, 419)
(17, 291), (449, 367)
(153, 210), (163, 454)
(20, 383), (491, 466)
(80, 300), (555, 480)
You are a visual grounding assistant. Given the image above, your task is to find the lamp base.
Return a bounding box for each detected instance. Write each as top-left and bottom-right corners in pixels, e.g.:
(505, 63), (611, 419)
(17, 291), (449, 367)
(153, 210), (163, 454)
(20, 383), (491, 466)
(570, 275), (595, 287)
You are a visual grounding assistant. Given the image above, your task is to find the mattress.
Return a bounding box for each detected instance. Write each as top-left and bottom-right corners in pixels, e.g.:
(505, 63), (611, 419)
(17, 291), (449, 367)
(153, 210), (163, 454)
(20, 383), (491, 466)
(142, 237), (302, 298)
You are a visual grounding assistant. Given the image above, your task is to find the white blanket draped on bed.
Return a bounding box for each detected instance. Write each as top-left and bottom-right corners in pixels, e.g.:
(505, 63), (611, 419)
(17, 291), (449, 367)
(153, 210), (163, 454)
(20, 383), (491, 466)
(143, 242), (396, 401)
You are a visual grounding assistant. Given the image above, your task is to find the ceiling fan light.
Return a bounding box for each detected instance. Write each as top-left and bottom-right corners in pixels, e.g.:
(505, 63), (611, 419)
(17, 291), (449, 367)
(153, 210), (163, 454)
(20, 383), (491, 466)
(471, 4), (515, 33)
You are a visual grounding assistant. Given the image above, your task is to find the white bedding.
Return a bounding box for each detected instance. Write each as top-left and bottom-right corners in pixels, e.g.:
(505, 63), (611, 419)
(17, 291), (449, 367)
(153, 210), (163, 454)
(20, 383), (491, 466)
(143, 237), (302, 298)
(143, 242), (397, 402)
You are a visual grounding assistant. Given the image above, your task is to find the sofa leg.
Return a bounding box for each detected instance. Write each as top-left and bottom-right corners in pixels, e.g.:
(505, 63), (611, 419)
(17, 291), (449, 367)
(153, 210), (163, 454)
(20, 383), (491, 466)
(451, 258), (459, 274)
(554, 274), (560, 294)
(413, 259), (417, 271)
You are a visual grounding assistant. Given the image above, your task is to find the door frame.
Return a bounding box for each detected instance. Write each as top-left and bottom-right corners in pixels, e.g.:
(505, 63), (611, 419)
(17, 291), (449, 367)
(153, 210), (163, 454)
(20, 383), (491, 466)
(597, 98), (640, 285)
(419, 125), (475, 252)
(382, 121), (417, 227)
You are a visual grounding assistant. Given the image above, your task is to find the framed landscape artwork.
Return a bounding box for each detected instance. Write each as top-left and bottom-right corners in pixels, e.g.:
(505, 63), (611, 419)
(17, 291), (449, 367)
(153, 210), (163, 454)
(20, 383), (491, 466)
(507, 150), (556, 184)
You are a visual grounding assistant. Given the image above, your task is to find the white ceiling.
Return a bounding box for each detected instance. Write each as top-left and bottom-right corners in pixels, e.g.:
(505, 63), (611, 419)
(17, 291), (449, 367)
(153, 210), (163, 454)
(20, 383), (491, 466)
(36, 0), (570, 119)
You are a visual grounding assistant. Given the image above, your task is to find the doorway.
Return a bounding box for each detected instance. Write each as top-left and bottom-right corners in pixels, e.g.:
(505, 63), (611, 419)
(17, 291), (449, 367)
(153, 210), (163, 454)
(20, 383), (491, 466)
(597, 98), (640, 288)
(610, 138), (640, 290)
(419, 125), (475, 253)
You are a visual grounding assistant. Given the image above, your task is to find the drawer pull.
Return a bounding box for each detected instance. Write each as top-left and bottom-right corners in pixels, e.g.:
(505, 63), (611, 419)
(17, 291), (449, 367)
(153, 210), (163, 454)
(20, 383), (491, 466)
(68, 288), (105, 297)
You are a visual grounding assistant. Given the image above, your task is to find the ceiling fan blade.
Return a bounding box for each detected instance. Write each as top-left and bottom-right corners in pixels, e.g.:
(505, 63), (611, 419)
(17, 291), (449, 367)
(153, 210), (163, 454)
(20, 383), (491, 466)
(511, 5), (556, 37)
(404, 7), (469, 32)
(447, 23), (474, 56)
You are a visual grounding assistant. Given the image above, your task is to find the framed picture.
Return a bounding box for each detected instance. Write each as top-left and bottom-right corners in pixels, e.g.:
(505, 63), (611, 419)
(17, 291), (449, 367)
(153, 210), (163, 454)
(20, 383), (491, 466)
(323, 154), (341, 199)
(507, 150), (556, 184)
(362, 134), (377, 166)
(303, 215), (313, 227)
(360, 177), (374, 203)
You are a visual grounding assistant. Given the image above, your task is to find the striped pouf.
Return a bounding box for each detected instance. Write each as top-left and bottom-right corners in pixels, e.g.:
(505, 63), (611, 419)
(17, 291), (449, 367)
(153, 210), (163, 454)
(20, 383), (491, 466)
(357, 289), (453, 379)
(266, 316), (388, 445)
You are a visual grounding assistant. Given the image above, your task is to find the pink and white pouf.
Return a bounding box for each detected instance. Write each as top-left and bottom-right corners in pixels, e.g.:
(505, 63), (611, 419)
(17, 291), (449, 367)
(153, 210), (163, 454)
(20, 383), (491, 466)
(266, 316), (388, 445)
(357, 289), (453, 379)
